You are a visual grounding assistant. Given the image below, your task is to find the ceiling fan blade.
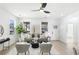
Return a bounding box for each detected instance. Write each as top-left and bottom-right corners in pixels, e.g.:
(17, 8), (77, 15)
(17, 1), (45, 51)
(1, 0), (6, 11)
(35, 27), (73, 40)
(32, 3), (47, 12)
(39, 3), (47, 10)
(32, 9), (41, 11)
(44, 10), (50, 14)
(32, 3), (51, 14)
(41, 3), (47, 8)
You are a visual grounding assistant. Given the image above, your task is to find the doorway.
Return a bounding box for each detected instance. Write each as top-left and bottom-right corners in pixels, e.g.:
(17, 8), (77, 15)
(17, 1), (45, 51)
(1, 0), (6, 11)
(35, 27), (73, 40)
(67, 24), (74, 44)
(66, 23), (75, 49)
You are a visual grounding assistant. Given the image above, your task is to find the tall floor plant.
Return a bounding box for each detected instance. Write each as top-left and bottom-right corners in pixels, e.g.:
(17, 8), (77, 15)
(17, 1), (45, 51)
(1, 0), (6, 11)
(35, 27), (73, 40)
(16, 24), (25, 41)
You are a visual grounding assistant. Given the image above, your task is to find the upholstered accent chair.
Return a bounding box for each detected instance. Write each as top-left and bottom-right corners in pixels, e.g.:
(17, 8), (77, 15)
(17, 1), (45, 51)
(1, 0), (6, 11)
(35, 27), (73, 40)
(37, 34), (40, 38)
(37, 38), (43, 43)
(43, 37), (48, 42)
(31, 34), (35, 38)
(40, 42), (52, 55)
(24, 38), (33, 43)
(38, 37), (48, 43)
(15, 42), (30, 55)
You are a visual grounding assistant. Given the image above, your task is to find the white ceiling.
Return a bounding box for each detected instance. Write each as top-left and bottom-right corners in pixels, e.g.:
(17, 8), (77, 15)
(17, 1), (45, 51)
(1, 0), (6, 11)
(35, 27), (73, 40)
(0, 3), (79, 18)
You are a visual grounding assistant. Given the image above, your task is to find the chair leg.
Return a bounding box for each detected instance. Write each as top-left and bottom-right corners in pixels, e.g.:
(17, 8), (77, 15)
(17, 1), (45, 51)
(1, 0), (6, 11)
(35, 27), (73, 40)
(49, 51), (51, 55)
(40, 51), (41, 55)
(25, 52), (26, 55)
(42, 52), (43, 55)
(28, 50), (30, 54)
(17, 53), (19, 55)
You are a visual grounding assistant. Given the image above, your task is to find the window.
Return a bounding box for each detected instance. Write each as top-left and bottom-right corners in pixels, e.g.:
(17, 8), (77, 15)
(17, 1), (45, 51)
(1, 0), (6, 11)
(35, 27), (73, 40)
(41, 22), (48, 33)
(23, 22), (30, 33)
(9, 20), (14, 35)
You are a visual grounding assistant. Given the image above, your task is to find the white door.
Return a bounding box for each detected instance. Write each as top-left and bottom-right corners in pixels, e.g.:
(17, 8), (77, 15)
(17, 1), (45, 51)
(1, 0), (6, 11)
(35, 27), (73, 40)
(67, 24), (74, 46)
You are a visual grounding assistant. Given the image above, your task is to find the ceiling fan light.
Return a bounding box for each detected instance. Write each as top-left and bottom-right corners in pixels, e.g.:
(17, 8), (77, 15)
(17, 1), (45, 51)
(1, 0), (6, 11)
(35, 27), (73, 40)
(44, 11), (50, 13)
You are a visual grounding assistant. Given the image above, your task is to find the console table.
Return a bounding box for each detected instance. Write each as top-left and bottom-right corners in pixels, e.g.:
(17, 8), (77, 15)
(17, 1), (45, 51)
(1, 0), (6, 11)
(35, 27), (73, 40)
(0, 38), (10, 50)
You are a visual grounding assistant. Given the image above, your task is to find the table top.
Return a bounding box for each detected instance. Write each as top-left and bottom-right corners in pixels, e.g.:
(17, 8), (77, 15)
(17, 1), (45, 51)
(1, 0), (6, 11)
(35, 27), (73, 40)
(16, 42), (30, 45)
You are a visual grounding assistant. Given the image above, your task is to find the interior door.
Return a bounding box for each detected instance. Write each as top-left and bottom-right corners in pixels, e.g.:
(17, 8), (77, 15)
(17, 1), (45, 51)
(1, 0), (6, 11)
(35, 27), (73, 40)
(66, 24), (74, 46)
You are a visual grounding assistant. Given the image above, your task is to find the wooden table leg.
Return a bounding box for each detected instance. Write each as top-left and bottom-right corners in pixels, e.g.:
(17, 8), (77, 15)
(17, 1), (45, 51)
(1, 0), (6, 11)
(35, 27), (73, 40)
(8, 41), (10, 49)
(3, 43), (4, 50)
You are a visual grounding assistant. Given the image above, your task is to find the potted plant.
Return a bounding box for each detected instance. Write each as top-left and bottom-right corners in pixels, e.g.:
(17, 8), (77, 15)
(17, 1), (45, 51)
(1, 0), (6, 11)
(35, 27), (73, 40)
(16, 24), (25, 41)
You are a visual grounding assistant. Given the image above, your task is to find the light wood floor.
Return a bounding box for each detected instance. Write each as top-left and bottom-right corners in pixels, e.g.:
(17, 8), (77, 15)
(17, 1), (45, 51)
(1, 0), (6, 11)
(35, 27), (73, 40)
(52, 40), (68, 55)
(0, 40), (74, 55)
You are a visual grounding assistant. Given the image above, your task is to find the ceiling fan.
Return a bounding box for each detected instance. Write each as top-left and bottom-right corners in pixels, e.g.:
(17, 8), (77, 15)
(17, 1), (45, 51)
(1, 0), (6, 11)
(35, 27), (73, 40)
(32, 3), (51, 14)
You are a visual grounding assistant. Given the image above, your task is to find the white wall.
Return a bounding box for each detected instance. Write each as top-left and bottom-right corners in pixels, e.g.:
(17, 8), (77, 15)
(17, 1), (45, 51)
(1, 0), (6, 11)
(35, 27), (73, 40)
(20, 16), (60, 40)
(0, 8), (18, 48)
(59, 11), (79, 47)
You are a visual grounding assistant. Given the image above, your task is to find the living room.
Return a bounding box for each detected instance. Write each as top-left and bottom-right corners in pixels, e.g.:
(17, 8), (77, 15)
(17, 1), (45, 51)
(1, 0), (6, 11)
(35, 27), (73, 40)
(0, 3), (79, 55)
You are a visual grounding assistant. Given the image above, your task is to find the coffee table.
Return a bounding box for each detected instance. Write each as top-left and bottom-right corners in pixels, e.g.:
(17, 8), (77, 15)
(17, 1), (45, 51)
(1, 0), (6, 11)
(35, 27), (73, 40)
(31, 37), (39, 48)
(31, 42), (39, 48)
